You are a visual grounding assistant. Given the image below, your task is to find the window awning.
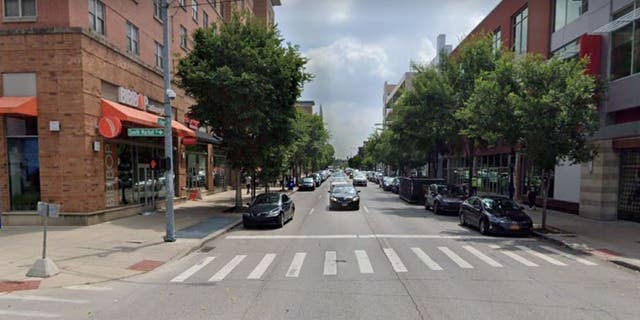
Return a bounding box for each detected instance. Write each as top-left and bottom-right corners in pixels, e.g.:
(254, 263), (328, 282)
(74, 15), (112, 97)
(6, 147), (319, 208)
(101, 99), (195, 137)
(0, 96), (38, 116)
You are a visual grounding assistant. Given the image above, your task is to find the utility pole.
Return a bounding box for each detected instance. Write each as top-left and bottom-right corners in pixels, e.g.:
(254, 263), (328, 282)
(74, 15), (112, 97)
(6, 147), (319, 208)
(162, 0), (176, 242)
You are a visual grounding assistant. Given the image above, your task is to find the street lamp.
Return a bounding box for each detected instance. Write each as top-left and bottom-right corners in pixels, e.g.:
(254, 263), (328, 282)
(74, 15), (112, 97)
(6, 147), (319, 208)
(162, 0), (176, 242)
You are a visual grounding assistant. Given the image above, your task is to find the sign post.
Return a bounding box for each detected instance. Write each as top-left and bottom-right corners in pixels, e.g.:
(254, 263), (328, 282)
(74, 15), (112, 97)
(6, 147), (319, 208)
(162, 1), (176, 242)
(26, 202), (60, 278)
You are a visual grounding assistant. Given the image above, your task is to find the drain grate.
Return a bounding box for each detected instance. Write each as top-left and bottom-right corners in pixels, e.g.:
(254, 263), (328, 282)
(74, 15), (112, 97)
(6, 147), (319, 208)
(200, 246), (215, 253)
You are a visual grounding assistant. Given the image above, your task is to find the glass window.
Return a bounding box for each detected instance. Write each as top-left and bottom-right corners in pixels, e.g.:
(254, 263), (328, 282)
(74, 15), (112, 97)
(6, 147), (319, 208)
(3, 0), (36, 18)
(154, 42), (163, 69)
(180, 25), (187, 49)
(554, 0), (588, 32)
(203, 11), (208, 28)
(492, 28), (501, 52)
(513, 7), (528, 55)
(126, 22), (139, 55)
(611, 23), (633, 80)
(153, 0), (161, 20)
(553, 39), (580, 60)
(191, 0), (198, 22)
(88, 0), (105, 35)
(6, 116), (38, 136)
(178, 0), (185, 8)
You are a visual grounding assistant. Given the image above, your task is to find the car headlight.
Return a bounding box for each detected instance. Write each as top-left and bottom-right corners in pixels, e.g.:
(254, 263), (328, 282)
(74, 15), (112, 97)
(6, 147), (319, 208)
(489, 216), (506, 223)
(265, 208), (280, 217)
(330, 196), (338, 201)
(352, 196), (359, 201)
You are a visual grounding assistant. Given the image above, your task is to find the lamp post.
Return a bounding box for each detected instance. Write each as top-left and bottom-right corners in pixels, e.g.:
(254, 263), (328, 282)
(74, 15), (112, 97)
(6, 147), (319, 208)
(162, 0), (176, 242)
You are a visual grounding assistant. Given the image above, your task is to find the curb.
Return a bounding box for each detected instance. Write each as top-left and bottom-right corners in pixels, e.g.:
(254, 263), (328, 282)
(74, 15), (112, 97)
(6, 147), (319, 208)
(533, 230), (640, 273)
(178, 216), (242, 259)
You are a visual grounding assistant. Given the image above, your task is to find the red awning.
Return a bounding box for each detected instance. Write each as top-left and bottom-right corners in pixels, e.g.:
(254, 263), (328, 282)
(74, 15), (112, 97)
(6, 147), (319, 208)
(101, 99), (195, 137)
(0, 96), (38, 116)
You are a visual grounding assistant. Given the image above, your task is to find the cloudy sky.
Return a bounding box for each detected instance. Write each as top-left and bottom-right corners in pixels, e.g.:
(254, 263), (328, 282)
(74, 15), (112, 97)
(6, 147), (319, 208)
(274, 0), (500, 159)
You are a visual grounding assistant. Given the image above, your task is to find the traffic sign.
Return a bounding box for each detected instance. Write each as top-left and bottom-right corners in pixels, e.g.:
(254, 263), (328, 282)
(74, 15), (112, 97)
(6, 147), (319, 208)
(157, 118), (167, 127)
(128, 128), (165, 137)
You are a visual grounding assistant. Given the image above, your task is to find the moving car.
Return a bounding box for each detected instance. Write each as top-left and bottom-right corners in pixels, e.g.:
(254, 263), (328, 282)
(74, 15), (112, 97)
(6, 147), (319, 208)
(330, 180), (349, 193)
(459, 195), (533, 235)
(352, 173), (367, 186)
(425, 184), (466, 214)
(329, 185), (360, 210)
(298, 177), (316, 191)
(243, 192), (295, 228)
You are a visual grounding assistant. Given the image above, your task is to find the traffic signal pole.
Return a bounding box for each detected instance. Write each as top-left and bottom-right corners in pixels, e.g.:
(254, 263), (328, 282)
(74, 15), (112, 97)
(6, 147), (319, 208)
(162, 1), (176, 242)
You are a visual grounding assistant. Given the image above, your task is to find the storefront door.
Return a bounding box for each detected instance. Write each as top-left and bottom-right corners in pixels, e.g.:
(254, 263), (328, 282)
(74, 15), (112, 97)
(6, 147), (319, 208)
(619, 149), (640, 222)
(5, 117), (40, 210)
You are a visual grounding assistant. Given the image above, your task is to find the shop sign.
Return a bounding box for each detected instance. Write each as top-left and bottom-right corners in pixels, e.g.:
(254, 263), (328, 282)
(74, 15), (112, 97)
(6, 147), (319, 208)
(104, 143), (118, 208)
(128, 128), (165, 137)
(117, 87), (166, 116)
(184, 116), (200, 130)
(98, 116), (123, 138)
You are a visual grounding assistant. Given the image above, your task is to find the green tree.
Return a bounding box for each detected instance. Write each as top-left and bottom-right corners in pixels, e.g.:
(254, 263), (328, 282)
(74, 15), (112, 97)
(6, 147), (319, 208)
(513, 55), (598, 228)
(177, 13), (311, 208)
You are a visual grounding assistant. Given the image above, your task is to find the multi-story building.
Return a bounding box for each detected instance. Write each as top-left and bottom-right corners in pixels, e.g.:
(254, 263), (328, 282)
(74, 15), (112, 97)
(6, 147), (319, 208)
(0, 0), (280, 225)
(551, 0), (640, 222)
(295, 100), (315, 115)
(382, 72), (415, 127)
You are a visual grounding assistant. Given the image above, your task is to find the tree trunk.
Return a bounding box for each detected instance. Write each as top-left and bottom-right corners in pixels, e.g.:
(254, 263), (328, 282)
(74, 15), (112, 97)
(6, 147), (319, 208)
(468, 142), (476, 196)
(235, 170), (243, 209)
(508, 147), (515, 200)
(541, 169), (552, 230)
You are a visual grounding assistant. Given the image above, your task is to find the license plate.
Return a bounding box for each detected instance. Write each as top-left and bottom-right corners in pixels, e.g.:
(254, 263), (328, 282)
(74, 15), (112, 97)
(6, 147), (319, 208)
(509, 225), (520, 231)
(342, 203), (348, 207)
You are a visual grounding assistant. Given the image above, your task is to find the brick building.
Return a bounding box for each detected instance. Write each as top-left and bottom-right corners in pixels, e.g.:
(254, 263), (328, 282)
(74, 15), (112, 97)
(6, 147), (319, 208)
(0, 0), (280, 225)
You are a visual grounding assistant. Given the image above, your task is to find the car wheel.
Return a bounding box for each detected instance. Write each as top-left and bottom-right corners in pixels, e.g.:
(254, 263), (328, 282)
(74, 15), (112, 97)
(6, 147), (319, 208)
(479, 219), (489, 235)
(278, 213), (285, 228)
(459, 213), (466, 226)
(433, 202), (440, 215)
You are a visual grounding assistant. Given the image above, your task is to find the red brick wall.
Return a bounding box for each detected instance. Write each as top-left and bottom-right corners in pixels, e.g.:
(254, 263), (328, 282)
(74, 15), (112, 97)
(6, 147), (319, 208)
(0, 0), (71, 30)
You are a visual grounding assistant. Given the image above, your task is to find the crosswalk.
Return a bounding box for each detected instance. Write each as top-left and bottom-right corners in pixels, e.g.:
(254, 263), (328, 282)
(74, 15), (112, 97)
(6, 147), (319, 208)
(168, 244), (597, 283)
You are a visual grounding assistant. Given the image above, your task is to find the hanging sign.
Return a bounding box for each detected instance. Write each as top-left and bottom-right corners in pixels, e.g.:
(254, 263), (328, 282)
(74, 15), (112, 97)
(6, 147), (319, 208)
(98, 116), (123, 138)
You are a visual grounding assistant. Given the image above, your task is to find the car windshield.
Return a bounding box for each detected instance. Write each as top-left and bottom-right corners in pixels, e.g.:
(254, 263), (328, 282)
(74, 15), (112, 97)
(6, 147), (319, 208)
(253, 193), (280, 205)
(481, 198), (520, 211)
(439, 185), (464, 197)
(332, 186), (357, 194)
(303, 178), (314, 183)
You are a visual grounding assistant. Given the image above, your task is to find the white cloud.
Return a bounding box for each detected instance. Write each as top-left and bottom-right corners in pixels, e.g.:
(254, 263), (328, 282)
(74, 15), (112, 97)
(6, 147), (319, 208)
(415, 37), (437, 65)
(304, 38), (393, 79)
(328, 0), (352, 25)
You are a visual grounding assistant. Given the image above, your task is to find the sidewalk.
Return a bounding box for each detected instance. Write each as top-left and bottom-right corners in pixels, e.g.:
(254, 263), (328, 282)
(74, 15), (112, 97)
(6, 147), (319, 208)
(0, 189), (253, 292)
(526, 208), (640, 272)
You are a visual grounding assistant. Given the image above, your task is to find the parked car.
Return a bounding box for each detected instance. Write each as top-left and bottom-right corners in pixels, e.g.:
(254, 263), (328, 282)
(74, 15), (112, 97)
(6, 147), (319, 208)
(352, 173), (368, 186)
(390, 177), (400, 194)
(425, 183), (466, 214)
(382, 177), (395, 191)
(311, 173), (321, 187)
(243, 192), (295, 228)
(329, 185), (360, 210)
(459, 195), (532, 235)
(298, 177), (316, 191)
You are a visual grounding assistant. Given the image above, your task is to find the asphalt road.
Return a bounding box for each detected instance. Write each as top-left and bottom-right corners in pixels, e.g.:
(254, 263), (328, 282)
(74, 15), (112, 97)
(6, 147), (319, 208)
(2, 180), (640, 320)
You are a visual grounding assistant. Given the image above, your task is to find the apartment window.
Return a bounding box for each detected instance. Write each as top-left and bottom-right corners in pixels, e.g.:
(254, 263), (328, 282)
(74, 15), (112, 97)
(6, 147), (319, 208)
(4, 0), (37, 19)
(492, 28), (501, 52)
(155, 42), (163, 69)
(512, 7), (528, 55)
(191, 0), (198, 22)
(179, 0), (185, 9)
(554, 0), (588, 32)
(153, 0), (161, 21)
(553, 39), (580, 60)
(88, 0), (105, 35)
(126, 22), (140, 55)
(180, 25), (188, 49)
(610, 2), (640, 80)
(203, 11), (209, 28)
(220, 0), (225, 18)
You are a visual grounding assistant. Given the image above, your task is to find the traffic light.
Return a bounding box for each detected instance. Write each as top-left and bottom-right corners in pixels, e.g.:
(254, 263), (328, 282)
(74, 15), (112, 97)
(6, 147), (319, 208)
(150, 157), (171, 171)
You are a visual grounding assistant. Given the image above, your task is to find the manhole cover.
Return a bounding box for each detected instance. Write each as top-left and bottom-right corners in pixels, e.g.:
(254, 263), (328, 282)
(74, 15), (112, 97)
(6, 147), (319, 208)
(200, 246), (215, 253)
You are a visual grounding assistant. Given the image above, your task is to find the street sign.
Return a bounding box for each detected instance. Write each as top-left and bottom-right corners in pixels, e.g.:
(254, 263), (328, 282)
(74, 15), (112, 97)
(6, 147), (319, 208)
(128, 128), (165, 137)
(157, 118), (167, 127)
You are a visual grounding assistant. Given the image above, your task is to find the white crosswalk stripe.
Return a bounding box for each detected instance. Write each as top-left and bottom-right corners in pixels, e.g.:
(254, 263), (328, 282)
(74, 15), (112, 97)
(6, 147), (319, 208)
(324, 251), (338, 275)
(209, 255), (246, 282)
(0, 295), (88, 304)
(516, 246), (567, 266)
(0, 309), (61, 318)
(463, 245), (503, 267)
(383, 248), (408, 272)
(355, 250), (374, 274)
(538, 245), (597, 266)
(438, 247), (474, 268)
(489, 245), (538, 267)
(286, 252), (306, 277)
(171, 256), (215, 282)
(411, 247), (443, 271)
(247, 254), (277, 279)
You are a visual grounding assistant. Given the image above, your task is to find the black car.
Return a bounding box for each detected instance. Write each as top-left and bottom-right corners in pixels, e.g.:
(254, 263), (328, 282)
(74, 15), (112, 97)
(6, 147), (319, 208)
(352, 174), (367, 186)
(382, 177), (395, 191)
(298, 177), (316, 191)
(329, 185), (360, 210)
(459, 195), (533, 235)
(243, 192), (295, 228)
(425, 184), (466, 215)
(390, 177), (400, 194)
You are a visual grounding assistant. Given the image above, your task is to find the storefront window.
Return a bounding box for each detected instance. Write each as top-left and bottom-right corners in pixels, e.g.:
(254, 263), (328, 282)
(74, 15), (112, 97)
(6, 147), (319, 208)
(6, 116), (40, 210)
(618, 149), (640, 222)
(186, 144), (208, 189)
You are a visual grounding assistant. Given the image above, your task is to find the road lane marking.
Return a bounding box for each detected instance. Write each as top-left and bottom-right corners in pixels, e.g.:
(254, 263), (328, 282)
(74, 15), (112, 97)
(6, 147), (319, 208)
(308, 208), (314, 215)
(0, 295), (88, 304)
(355, 250), (374, 274)
(490, 245), (538, 267)
(64, 285), (113, 291)
(363, 206), (370, 213)
(438, 247), (474, 269)
(286, 252), (306, 277)
(0, 310), (61, 318)
(170, 256), (216, 282)
(516, 246), (567, 266)
(383, 248), (408, 272)
(247, 254), (276, 279)
(538, 245), (597, 266)
(208, 255), (246, 282)
(411, 247), (443, 271)
(324, 251), (338, 275)
(462, 245), (503, 267)
(226, 234), (536, 240)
